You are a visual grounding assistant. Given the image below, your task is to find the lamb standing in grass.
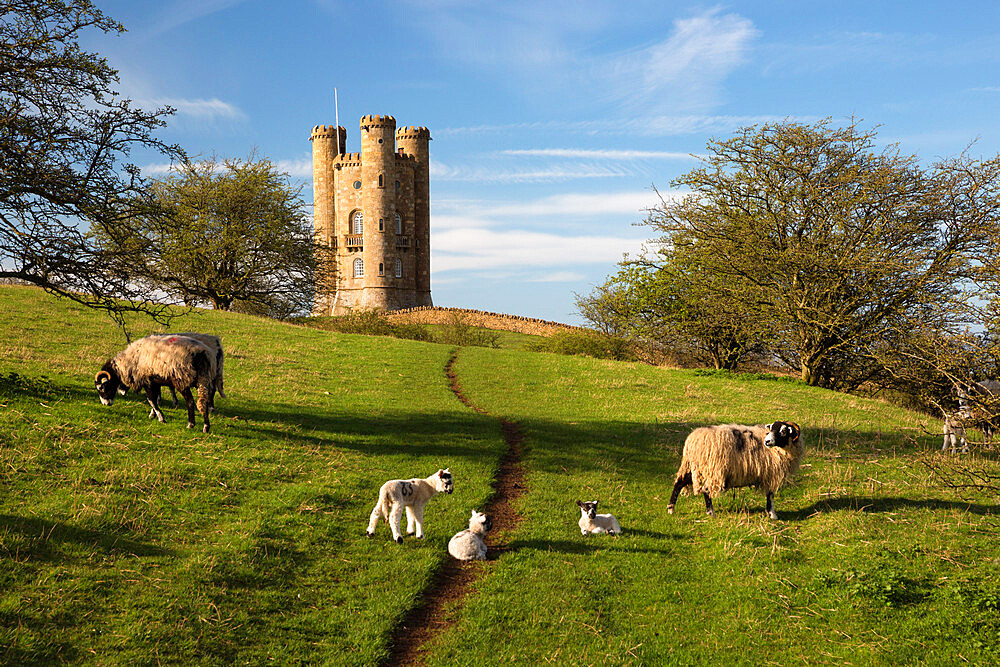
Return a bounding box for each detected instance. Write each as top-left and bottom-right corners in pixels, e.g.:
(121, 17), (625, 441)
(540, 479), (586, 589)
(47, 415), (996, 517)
(668, 421), (803, 520)
(448, 510), (492, 561)
(576, 500), (621, 535)
(366, 469), (453, 543)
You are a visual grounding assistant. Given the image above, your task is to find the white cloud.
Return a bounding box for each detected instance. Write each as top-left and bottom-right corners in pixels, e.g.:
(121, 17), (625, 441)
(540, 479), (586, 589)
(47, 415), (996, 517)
(435, 191), (668, 219)
(600, 10), (758, 111)
(139, 97), (247, 122)
(147, 0), (250, 35)
(526, 271), (587, 282)
(501, 148), (699, 160)
(432, 227), (644, 273)
(274, 158), (313, 179)
(439, 114), (806, 138)
(431, 159), (629, 183)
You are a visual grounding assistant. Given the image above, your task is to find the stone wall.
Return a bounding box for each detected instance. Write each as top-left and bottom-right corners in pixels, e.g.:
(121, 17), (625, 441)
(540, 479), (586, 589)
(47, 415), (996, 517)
(386, 306), (581, 337)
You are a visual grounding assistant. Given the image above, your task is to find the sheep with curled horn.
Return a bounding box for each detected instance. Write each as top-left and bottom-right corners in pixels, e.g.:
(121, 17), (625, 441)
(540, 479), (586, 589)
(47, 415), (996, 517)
(94, 335), (218, 433)
(668, 421), (803, 520)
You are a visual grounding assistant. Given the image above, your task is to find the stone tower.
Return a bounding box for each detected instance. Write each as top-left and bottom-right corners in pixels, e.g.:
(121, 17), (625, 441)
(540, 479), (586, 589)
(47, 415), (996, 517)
(310, 114), (433, 315)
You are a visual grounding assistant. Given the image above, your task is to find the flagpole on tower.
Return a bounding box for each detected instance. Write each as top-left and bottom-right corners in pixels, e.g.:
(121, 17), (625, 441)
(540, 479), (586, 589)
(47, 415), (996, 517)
(334, 87), (340, 155)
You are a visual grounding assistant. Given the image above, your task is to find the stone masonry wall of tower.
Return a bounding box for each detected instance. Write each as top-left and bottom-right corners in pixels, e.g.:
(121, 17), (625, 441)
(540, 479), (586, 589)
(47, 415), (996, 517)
(309, 115), (433, 315)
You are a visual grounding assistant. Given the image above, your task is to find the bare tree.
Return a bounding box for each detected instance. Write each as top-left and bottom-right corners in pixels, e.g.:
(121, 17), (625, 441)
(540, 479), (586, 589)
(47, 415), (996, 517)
(0, 0), (184, 328)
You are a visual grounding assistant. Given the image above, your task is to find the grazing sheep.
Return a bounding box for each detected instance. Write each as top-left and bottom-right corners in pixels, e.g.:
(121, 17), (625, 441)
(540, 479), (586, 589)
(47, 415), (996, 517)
(942, 409), (971, 454)
(366, 469), (453, 543)
(95, 335), (218, 433)
(668, 421), (803, 520)
(576, 500), (621, 535)
(148, 333), (225, 408)
(448, 510), (492, 561)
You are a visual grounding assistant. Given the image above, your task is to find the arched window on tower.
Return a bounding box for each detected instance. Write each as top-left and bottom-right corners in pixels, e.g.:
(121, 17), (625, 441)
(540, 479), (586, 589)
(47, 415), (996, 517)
(395, 258), (402, 278)
(395, 212), (402, 234)
(353, 258), (364, 278)
(378, 173), (384, 188)
(351, 211), (363, 234)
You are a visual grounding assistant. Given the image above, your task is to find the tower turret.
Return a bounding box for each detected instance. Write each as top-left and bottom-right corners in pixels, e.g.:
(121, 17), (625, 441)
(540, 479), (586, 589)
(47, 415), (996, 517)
(396, 126), (432, 306)
(359, 115), (397, 308)
(310, 124), (346, 314)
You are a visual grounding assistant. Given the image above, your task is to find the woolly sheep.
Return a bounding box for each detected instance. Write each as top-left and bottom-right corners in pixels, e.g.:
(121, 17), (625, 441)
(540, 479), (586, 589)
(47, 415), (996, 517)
(668, 421), (803, 520)
(576, 500), (621, 535)
(95, 335), (218, 433)
(148, 333), (226, 408)
(448, 509), (492, 561)
(366, 469), (453, 543)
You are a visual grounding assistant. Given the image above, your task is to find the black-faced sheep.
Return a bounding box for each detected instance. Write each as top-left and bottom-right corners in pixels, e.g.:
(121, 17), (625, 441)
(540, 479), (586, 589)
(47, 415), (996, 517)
(576, 500), (621, 535)
(366, 469), (453, 543)
(668, 421), (803, 520)
(448, 509), (492, 561)
(95, 335), (218, 433)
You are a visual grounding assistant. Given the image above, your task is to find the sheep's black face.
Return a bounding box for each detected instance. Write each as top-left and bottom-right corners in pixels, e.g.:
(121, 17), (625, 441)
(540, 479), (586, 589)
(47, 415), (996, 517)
(438, 469), (453, 494)
(764, 421), (800, 448)
(577, 500), (598, 519)
(94, 363), (120, 406)
(483, 515), (493, 532)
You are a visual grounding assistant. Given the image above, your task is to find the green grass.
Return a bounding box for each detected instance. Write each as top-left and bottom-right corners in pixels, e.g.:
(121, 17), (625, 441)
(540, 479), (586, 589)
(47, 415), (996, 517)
(2, 286), (999, 665)
(425, 348), (1000, 665)
(0, 286), (504, 664)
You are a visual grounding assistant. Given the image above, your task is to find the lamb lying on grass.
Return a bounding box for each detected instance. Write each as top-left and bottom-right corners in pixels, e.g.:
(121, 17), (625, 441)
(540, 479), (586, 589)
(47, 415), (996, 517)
(448, 510), (492, 561)
(576, 500), (621, 535)
(366, 469), (453, 543)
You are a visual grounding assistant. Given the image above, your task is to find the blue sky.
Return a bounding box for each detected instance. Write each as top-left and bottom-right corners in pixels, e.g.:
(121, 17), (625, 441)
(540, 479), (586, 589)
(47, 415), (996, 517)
(86, 1), (1000, 324)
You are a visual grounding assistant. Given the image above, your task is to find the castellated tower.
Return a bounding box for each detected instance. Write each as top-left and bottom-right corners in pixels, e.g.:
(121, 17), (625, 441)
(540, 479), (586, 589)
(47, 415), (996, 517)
(310, 115), (432, 315)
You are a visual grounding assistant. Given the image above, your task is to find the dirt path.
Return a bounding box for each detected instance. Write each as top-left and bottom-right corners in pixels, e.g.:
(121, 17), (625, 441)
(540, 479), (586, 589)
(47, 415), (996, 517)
(383, 351), (526, 666)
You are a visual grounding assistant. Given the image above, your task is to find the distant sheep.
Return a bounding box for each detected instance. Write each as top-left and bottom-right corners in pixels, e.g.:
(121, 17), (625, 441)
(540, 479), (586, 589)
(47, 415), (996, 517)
(950, 380), (1000, 447)
(95, 335), (218, 433)
(448, 509), (492, 561)
(576, 500), (621, 535)
(942, 409), (971, 454)
(668, 421), (803, 520)
(366, 469), (453, 543)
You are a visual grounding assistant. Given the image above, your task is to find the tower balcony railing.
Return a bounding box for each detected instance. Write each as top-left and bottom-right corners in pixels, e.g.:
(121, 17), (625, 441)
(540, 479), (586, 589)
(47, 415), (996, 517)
(345, 234), (363, 248)
(396, 235), (410, 248)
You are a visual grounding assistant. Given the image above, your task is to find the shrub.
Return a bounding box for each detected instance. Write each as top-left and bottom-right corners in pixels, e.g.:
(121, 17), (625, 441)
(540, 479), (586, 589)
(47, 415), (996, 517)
(527, 331), (639, 362)
(435, 313), (500, 349)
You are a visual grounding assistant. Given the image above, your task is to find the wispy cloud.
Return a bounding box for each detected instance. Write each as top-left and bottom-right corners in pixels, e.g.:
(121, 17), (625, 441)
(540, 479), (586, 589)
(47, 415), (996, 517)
(439, 114), (807, 137)
(598, 9), (758, 112)
(138, 97), (247, 122)
(431, 160), (630, 183)
(436, 190), (677, 219)
(432, 227), (644, 273)
(501, 148), (698, 160)
(526, 271), (587, 283)
(147, 0), (250, 35)
(274, 158), (313, 179)
(967, 86), (1000, 93)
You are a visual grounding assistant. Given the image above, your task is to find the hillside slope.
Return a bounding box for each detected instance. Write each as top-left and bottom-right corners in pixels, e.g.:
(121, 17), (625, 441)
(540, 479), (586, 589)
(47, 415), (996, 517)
(1, 286), (998, 664)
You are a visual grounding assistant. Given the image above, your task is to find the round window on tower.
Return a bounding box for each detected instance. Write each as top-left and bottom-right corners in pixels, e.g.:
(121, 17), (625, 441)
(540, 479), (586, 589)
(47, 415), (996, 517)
(353, 180), (362, 190)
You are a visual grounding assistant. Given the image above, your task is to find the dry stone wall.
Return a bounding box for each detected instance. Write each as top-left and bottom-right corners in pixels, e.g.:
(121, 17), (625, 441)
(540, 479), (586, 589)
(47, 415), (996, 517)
(387, 306), (581, 337)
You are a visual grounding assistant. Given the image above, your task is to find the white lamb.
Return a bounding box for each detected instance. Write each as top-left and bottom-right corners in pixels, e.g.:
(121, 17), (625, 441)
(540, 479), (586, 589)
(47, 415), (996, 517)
(448, 510), (492, 561)
(366, 469), (453, 543)
(576, 500), (621, 535)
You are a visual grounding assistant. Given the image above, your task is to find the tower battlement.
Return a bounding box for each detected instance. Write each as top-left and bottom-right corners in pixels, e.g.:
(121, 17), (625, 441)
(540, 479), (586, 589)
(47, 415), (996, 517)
(311, 114), (432, 315)
(396, 126), (430, 140)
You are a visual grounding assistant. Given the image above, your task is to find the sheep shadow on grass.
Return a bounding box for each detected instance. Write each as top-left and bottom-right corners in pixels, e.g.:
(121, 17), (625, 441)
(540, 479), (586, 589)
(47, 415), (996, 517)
(783, 496), (1000, 521)
(505, 533), (681, 557)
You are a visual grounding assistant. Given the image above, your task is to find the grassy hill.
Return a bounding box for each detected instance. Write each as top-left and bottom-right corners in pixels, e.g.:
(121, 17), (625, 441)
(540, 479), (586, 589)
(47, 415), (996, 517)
(1, 286), (998, 664)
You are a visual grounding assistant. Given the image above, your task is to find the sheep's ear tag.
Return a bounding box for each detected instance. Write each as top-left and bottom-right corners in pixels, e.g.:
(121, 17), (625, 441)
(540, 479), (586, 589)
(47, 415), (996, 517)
(789, 422), (801, 441)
